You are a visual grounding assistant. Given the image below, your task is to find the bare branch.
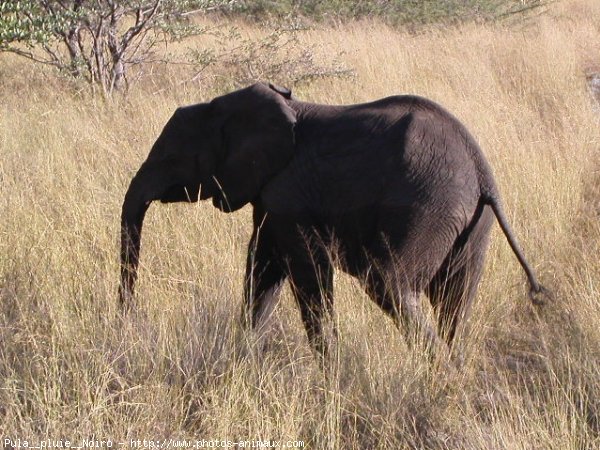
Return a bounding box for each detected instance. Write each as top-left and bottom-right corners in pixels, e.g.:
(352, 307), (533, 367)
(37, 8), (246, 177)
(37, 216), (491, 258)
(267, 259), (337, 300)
(41, 43), (63, 64)
(120, 0), (161, 49)
(3, 46), (64, 68)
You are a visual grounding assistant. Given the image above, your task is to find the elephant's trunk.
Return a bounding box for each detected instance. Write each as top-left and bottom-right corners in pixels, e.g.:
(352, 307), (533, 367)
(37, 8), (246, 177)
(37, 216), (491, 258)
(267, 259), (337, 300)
(119, 168), (153, 308)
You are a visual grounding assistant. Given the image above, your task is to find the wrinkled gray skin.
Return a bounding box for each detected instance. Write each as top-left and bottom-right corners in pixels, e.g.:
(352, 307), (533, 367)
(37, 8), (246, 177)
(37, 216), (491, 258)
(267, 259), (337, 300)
(120, 82), (546, 361)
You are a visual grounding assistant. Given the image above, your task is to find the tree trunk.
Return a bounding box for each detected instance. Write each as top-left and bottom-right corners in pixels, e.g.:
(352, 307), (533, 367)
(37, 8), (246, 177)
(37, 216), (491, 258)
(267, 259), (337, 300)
(64, 28), (82, 78)
(107, 6), (126, 94)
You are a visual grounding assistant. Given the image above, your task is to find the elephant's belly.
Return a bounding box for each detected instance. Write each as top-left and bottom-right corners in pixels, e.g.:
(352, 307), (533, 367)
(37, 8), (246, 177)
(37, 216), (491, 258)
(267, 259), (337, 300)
(320, 206), (396, 276)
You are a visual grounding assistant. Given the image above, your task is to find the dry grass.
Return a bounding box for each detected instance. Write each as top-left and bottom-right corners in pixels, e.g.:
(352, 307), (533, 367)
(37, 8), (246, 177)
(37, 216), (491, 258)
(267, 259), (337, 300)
(1, 0), (600, 447)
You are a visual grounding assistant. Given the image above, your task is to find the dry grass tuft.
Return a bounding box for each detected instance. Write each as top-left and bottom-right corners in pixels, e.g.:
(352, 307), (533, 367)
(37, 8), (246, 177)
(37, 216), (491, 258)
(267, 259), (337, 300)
(1, 0), (599, 447)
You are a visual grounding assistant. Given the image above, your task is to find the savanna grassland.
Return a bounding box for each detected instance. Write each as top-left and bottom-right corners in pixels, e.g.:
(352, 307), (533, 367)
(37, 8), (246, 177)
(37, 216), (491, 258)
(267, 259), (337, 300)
(1, 1), (600, 447)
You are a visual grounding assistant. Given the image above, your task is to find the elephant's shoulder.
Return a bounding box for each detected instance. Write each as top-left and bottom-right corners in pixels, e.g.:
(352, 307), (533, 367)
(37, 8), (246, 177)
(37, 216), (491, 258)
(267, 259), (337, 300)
(260, 172), (312, 216)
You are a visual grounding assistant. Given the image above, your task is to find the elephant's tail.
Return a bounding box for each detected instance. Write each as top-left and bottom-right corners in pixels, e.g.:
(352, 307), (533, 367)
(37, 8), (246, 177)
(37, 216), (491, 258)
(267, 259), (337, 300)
(484, 195), (549, 305)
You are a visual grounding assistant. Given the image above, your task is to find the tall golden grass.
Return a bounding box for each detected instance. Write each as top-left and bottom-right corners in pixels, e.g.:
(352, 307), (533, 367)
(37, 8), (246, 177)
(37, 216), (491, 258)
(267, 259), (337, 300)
(1, 0), (599, 447)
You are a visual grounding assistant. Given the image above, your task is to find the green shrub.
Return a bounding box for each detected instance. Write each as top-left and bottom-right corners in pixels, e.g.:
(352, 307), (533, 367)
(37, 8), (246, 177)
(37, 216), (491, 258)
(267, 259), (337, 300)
(231, 0), (546, 26)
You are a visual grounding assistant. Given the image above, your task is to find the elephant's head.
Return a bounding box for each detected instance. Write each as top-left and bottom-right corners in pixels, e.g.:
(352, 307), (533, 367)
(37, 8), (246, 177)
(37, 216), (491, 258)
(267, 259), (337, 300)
(119, 83), (297, 306)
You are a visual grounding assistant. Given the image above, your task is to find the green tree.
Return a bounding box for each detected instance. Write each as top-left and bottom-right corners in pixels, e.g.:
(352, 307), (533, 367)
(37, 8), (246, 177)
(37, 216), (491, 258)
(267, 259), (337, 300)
(0, 0), (230, 97)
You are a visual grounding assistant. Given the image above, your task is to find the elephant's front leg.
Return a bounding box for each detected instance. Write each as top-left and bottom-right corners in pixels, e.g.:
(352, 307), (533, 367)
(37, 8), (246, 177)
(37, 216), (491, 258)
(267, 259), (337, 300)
(242, 226), (286, 335)
(287, 253), (336, 364)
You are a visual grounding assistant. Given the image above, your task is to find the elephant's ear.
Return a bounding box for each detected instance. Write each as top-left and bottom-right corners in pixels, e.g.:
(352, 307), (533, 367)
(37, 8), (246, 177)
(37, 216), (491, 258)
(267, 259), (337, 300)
(210, 83), (297, 212)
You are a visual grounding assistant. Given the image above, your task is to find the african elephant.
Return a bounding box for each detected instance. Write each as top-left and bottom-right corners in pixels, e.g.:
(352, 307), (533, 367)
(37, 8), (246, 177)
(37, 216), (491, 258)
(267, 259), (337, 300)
(119, 82), (546, 360)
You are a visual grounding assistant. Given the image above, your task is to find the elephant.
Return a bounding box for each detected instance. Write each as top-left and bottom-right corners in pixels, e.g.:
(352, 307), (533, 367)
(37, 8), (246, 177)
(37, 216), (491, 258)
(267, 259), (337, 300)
(119, 82), (546, 361)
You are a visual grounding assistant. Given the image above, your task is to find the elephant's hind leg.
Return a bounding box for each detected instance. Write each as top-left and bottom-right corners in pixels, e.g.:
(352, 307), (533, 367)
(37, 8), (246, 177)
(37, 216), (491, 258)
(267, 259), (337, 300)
(426, 258), (483, 348)
(363, 268), (446, 354)
(363, 208), (470, 355)
(426, 206), (493, 347)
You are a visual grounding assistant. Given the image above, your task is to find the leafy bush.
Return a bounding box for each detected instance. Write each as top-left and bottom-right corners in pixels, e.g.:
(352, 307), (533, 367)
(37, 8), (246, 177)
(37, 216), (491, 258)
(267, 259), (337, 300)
(204, 23), (353, 88)
(231, 0), (546, 26)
